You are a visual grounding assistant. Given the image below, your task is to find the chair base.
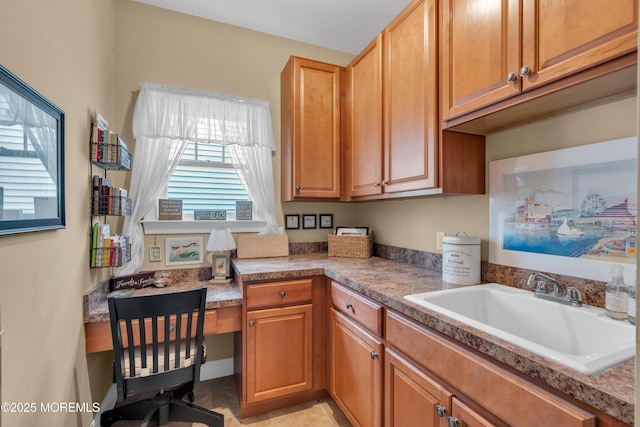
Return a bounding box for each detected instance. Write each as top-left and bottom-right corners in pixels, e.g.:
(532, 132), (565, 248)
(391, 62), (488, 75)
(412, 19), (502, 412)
(101, 382), (224, 427)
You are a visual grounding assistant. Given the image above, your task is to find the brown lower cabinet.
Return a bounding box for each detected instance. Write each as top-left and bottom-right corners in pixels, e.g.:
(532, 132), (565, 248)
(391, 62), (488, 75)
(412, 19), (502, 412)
(236, 276), (327, 418)
(385, 310), (596, 427)
(329, 307), (384, 427)
(245, 303), (313, 404)
(386, 347), (501, 427)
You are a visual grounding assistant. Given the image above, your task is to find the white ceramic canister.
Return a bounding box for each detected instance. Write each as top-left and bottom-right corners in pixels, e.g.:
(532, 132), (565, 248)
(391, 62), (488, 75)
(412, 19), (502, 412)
(442, 232), (481, 285)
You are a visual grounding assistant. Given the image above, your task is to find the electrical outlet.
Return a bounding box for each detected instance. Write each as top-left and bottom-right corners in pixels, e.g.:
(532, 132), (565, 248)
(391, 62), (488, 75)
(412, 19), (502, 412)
(436, 232), (445, 250)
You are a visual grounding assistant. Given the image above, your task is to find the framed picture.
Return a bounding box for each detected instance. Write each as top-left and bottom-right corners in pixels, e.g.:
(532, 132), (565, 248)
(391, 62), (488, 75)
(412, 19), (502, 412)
(303, 214), (317, 229)
(489, 137), (637, 282)
(319, 214), (333, 229)
(336, 226), (369, 236)
(165, 236), (204, 266)
(285, 214), (300, 230)
(149, 245), (161, 262)
(212, 253), (231, 279)
(0, 65), (65, 235)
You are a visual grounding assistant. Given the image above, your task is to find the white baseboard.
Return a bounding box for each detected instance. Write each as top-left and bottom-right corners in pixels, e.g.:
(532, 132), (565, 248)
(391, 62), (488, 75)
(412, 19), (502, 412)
(199, 357), (234, 381)
(92, 358), (234, 426)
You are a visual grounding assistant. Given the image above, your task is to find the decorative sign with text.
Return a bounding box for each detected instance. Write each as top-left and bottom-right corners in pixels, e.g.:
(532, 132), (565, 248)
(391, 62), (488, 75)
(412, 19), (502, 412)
(194, 210), (227, 220)
(111, 271), (156, 291)
(236, 201), (253, 220)
(158, 199), (182, 220)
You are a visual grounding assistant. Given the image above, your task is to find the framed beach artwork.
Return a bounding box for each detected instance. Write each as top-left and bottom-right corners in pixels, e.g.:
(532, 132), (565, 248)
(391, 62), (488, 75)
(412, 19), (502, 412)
(489, 137), (637, 283)
(165, 236), (204, 266)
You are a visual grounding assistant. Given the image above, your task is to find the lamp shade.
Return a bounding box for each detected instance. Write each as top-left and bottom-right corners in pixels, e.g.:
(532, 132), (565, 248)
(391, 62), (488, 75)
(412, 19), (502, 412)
(206, 228), (237, 252)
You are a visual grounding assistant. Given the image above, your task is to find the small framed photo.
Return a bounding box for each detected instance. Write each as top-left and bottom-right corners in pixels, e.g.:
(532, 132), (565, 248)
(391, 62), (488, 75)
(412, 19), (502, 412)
(285, 214), (300, 230)
(149, 245), (161, 262)
(212, 253), (231, 279)
(319, 214), (333, 229)
(303, 214), (317, 229)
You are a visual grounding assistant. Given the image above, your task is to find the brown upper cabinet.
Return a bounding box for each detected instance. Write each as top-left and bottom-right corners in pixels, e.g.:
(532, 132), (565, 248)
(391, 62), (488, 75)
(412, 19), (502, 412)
(346, 34), (384, 198)
(347, 0), (485, 200)
(347, 0), (439, 198)
(383, 0), (438, 194)
(441, 0), (638, 132)
(281, 56), (345, 201)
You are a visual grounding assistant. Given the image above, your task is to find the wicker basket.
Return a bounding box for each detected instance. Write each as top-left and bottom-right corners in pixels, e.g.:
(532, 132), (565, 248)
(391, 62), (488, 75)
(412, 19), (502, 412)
(328, 234), (372, 259)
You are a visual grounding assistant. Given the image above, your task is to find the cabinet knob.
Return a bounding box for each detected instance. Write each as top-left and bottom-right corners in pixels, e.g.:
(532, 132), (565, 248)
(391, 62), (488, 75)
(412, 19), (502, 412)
(370, 351), (378, 360)
(519, 65), (531, 77)
(346, 302), (353, 310)
(505, 72), (517, 83)
(279, 290), (286, 298)
(435, 405), (447, 418)
(373, 181), (380, 187)
(381, 180), (388, 187)
(295, 185), (301, 192)
(447, 416), (460, 427)
(248, 320), (255, 327)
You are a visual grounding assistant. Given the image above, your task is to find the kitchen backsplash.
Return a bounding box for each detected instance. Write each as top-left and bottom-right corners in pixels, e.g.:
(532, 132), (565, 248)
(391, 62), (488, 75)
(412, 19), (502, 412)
(287, 242), (610, 308)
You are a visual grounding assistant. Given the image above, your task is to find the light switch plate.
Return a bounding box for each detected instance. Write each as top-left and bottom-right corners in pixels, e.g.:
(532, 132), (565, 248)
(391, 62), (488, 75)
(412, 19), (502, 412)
(436, 232), (445, 251)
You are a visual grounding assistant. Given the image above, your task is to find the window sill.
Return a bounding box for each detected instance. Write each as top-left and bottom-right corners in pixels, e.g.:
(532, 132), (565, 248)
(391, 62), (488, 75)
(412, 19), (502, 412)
(142, 220), (266, 235)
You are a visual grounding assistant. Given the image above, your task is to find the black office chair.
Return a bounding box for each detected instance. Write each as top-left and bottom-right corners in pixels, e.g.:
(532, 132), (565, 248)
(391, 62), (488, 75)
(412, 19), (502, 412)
(101, 287), (224, 426)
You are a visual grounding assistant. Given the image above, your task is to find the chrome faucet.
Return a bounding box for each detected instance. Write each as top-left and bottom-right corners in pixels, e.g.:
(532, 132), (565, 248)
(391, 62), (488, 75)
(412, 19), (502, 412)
(527, 272), (582, 307)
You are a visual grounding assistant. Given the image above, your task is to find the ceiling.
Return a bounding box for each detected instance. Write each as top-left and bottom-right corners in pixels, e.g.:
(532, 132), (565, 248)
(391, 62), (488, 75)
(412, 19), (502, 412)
(132, 0), (413, 54)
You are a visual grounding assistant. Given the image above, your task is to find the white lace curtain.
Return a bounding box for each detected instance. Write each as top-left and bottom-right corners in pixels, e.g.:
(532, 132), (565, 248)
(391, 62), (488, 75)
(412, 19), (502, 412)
(0, 84), (58, 184)
(116, 82), (279, 276)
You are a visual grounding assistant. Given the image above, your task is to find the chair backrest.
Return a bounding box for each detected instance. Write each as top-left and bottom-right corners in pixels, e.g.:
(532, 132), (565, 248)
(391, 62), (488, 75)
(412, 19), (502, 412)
(107, 287), (207, 401)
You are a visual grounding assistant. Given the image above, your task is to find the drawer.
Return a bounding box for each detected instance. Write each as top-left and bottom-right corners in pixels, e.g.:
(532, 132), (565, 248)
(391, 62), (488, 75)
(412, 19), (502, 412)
(385, 310), (594, 427)
(246, 279), (313, 310)
(331, 281), (383, 336)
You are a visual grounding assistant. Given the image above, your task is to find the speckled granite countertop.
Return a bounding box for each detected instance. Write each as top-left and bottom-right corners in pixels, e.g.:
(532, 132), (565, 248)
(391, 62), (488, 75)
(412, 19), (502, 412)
(232, 254), (634, 425)
(84, 280), (242, 324)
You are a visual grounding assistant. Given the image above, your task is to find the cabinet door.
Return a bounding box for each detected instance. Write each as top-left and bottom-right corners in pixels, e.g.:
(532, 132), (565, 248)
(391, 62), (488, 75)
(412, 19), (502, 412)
(245, 304), (313, 403)
(383, 0), (438, 193)
(329, 308), (383, 427)
(281, 57), (343, 200)
(347, 34), (384, 198)
(449, 398), (497, 427)
(385, 348), (452, 427)
(521, 0), (637, 91)
(440, 0), (521, 120)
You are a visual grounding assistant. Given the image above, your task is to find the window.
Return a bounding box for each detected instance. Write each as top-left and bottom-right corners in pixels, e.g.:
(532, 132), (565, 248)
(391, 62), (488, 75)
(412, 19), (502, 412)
(167, 140), (250, 219)
(131, 83), (276, 244)
(0, 123), (57, 218)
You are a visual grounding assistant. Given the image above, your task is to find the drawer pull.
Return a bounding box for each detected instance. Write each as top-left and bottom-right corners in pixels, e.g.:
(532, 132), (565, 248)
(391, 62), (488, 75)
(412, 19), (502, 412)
(370, 351), (378, 360)
(248, 320), (255, 327)
(435, 405), (447, 418)
(447, 416), (459, 427)
(279, 291), (286, 298)
(346, 302), (353, 309)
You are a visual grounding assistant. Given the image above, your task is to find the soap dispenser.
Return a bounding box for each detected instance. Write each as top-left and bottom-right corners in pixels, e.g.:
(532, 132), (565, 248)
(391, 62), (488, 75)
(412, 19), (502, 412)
(605, 264), (628, 320)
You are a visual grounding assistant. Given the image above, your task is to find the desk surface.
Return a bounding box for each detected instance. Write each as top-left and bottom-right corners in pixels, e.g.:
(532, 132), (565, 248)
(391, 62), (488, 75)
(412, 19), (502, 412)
(83, 279), (243, 353)
(84, 279), (242, 324)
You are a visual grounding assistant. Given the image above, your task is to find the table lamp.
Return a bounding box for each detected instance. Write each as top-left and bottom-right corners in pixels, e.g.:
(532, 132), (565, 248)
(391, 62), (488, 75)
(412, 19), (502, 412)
(206, 228), (236, 284)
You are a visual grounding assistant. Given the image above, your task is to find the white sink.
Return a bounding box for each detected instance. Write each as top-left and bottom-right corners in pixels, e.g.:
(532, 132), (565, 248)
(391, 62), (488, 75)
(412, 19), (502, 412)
(404, 283), (635, 374)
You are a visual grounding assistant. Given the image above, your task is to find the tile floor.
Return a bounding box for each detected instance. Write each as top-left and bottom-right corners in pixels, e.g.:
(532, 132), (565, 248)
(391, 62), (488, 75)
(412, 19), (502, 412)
(110, 375), (352, 426)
